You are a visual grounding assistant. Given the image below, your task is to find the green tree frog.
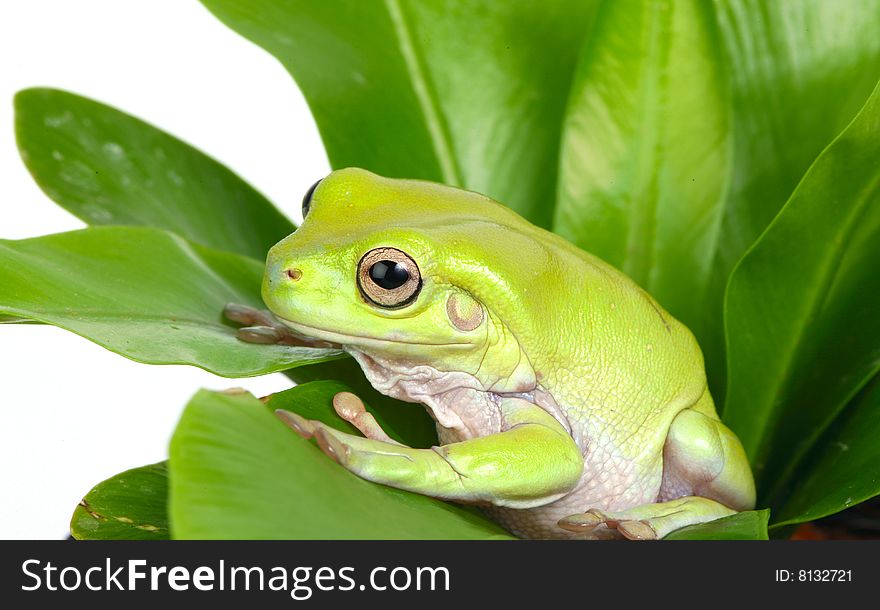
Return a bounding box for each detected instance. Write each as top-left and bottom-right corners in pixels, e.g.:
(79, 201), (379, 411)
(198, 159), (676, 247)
(228, 168), (755, 540)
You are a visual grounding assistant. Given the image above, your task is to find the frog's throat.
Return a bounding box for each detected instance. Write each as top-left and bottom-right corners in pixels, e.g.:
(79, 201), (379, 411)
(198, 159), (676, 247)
(346, 348), (572, 441)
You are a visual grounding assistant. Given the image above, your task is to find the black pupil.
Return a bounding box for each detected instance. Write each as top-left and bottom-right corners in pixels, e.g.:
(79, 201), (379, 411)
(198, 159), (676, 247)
(301, 179), (321, 218)
(369, 261), (409, 289)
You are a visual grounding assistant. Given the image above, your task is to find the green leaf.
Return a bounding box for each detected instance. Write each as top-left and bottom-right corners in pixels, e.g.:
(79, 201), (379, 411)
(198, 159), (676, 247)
(199, 0), (598, 227)
(704, 0), (880, 394)
(771, 375), (880, 528)
(724, 79), (880, 501)
(663, 510), (769, 540)
(71, 462), (169, 540)
(284, 358), (437, 448)
(168, 388), (513, 539)
(15, 88), (293, 261)
(712, 0), (880, 283)
(555, 0), (730, 334)
(0, 226), (342, 377)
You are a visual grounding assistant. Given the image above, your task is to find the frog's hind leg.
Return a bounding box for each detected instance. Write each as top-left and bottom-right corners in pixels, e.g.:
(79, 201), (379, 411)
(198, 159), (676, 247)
(559, 404), (756, 540)
(657, 406), (756, 512)
(558, 497), (738, 540)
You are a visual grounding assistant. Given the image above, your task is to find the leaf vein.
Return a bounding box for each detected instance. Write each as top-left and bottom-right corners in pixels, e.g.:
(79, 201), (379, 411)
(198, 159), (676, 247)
(384, 0), (462, 186)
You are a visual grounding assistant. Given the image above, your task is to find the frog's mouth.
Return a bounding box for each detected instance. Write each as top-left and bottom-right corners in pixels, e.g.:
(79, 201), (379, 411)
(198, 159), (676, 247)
(275, 316), (474, 349)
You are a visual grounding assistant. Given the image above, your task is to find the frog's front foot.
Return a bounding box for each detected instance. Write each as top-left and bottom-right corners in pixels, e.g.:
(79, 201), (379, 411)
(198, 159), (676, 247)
(276, 391), (402, 447)
(223, 302), (335, 348)
(275, 409), (351, 465)
(558, 496), (737, 540)
(274, 403), (418, 477)
(329, 392), (403, 445)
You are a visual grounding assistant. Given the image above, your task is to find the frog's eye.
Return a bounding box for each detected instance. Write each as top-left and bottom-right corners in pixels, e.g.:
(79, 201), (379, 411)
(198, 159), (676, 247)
(301, 179), (321, 218)
(357, 247), (422, 308)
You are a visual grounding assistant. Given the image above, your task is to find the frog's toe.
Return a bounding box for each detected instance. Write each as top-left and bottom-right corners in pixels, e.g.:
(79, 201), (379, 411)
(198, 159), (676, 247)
(313, 427), (350, 465)
(616, 520), (657, 540)
(274, 410), (353, 466)
(558, 509), (657, 540)
(275, 409), (316, 438)
(557, 509), (604, 533)
(224, 302), (340, 348)
(237, 325), (284, 344)
(331, 392), (402, 445)
(223, 303), (272, 326)
(225, 302), (287, 345)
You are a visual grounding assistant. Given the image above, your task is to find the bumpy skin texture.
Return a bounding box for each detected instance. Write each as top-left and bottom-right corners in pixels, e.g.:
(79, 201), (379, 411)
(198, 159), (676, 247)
(259, 168), (755, 539)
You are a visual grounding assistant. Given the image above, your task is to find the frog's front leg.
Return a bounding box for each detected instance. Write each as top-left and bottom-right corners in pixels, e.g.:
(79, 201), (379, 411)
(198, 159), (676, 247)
(276, 397), (584, 509)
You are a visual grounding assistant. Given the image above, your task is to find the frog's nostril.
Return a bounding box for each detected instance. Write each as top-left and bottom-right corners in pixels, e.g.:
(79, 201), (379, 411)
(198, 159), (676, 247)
(285, 268), (303, 282)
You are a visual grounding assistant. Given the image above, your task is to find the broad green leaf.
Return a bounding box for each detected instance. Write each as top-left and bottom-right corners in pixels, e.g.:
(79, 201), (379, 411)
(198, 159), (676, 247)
(771, 376), (880, 528)
(0, 226), (342, 377)
(664, 510), (769, 540)
(285, 359), (437, 448)
(15, 88), (293, 260)
(199, 0), (598, 227)
(71, 462), (169, 540)
(712, 0), (880, 282)
(168, 389), (513, 539)
(724, 80), (880, 500)
(554, 0), (730, 334)
(704, 0), (880, 394)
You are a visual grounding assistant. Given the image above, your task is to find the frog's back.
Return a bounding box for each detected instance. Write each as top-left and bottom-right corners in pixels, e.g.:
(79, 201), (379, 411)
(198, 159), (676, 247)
(318, 168), (712, 436)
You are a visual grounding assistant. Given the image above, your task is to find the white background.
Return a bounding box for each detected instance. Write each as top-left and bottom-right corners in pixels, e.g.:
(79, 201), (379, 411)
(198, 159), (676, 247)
(0, 0), (330, 538)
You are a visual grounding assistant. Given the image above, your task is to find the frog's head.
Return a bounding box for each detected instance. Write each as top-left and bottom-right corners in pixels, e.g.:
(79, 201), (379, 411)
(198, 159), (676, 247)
(263, 168), (558, 393)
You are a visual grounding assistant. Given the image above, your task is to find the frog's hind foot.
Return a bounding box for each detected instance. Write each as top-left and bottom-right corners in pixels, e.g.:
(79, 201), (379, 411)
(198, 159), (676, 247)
(558, 509), (657, 540)
(223, 302), (334, 347)
(558, 496), (737, 540)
